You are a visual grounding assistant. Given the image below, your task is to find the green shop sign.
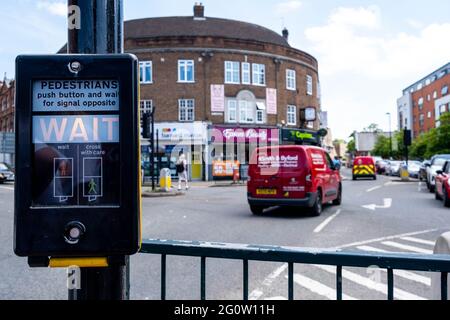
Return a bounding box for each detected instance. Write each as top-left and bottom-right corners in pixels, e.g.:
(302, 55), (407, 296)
(281, 128), (323, 145)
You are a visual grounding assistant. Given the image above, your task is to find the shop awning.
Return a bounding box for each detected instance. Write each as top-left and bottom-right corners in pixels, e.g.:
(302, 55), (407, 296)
(256, 102), (266, 110)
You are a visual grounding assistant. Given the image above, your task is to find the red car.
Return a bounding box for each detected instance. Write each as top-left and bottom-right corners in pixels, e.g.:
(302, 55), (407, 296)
(435, 160), (450, 207)
(247, 145), (342, 216)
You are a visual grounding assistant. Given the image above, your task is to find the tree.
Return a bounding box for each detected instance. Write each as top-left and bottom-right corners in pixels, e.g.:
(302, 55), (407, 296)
(372, 135), (391, 158)
(364, 123), (381, 133)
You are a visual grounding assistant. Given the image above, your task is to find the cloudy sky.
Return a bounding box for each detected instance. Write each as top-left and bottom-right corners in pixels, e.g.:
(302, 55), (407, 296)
(1, 0), (450, 140)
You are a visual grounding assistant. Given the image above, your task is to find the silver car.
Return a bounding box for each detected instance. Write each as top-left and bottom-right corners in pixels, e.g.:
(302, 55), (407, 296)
(0, 162), (14, 183)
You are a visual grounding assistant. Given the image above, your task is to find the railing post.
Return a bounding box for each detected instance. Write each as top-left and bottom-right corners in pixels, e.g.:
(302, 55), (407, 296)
(442, 272), (448, 301)
(336, 266), (343, 301)
(201, 257), (206, 300)
(243, 260), (249, 301)
(161, 254), (166, 300)
(387, 269), (394, 300)
(288, 262), (294, 300)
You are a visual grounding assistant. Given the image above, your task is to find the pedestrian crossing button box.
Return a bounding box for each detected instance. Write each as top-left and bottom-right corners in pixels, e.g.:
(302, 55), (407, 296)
(14, 54), (141, 259)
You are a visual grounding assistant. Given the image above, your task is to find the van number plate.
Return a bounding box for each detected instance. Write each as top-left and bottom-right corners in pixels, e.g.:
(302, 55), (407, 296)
(256, 189), (277, 195)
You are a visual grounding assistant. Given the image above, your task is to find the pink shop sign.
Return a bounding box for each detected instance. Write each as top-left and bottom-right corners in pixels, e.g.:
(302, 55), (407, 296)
(211, 127), (279, 143)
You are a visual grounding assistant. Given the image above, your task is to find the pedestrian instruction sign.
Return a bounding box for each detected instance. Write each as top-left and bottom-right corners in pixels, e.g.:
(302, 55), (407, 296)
(14, 55), (141, 258)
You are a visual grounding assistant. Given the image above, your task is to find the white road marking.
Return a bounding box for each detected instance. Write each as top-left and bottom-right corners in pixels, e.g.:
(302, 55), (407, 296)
(381, 241), (433, 254)
(338, 229), (439, 249)
(314, 210), (342, 233)
(250, 229), (441, 300)
(290, 274), (357, 300)
(316, 265), (427, 300)
(366, 186), (382, 193)
(356, 246), (431, 286)
(0, 186), (14, 191)
(401, 236), (436, 247)
(264, 296), (288, 300)
(362, 198), (392, 211)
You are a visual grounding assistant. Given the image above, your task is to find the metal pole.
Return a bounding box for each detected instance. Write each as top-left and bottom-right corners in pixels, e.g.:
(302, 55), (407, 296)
(67, 0), (129, 301)
(156, 129), (160, 185)
(151, 108), (155, 191)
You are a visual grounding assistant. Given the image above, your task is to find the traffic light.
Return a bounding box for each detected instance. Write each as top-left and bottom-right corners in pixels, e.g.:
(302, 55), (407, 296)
(404, 129), (412, 146)
(142, 112), (151, 139)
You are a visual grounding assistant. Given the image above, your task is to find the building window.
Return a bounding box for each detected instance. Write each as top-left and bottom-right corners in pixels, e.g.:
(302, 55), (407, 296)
(427, 94), (431, 101)
(178, 60), (195, 83)
(225, 61), (240, 84)
(306, 75), (313, 95)
(417, 83), (423, 90)
(419, 114), (424, 127)
(286, 69), (296, 91)
(239, 101), (254, 123)
(227, 100), (237, 123)
(434, 91), (438, 99)
(440, 104), (447, 114)
(252, 64), (266, 86)
(418, 97), (424, 110)
(442, 85), (449, 96)
(139, 61), (152, 84)
(140, 100), (153, 118)
(179, 99), (195, 121)
(287, 105), (297, 126)
(428, 111), (432, 119)
(242, 62), (251, 84)
(256, 110), (264, 124)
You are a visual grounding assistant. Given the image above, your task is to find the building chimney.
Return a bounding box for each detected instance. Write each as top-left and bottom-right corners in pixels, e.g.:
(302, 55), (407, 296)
(194, 3), (205, 20)
(282, 28), (289, 42)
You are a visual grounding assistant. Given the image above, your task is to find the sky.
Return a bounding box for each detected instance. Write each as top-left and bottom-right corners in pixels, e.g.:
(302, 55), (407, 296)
(1, 0), (450, 140)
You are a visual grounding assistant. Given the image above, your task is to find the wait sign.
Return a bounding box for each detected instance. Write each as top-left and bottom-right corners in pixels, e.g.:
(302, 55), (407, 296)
(14, 55), (141, 259)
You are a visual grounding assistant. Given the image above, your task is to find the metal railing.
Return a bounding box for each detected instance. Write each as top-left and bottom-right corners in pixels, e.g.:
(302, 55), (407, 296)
(140, 239), (450, 300)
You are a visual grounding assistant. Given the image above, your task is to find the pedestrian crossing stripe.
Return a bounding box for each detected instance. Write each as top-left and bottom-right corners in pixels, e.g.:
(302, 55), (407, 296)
(353, 165), (375, 175)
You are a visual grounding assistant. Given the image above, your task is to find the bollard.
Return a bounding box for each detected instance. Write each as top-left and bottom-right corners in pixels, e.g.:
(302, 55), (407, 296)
(160, 168), (172, 192)
(432, 232), (450, 300)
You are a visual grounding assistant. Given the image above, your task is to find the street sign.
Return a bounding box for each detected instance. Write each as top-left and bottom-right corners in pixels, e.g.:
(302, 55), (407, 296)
(14, 54), (141, 258)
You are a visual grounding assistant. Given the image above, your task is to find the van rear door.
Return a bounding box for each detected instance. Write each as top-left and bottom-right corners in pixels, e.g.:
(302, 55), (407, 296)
(249, 147), (307, 199)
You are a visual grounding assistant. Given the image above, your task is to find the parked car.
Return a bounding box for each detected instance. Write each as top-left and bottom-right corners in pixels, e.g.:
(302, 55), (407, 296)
(435, 161), (450, 207)
(419, 160), (430, 181)
(376, 160), (390, 175)
(407, 161), (422, 179)
(427, 155), (450, 192)
(352, 156), (376, 180)
(387, 161), (403, 177)
(247, 145), (342, 216)
(0, 162), (14, 183)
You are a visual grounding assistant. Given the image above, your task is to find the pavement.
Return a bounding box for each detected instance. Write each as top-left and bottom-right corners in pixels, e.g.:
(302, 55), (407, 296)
(1, 169), (450, 300)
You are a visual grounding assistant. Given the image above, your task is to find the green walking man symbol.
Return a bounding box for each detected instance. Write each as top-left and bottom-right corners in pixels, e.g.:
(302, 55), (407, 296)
(88, 179), (98, 195)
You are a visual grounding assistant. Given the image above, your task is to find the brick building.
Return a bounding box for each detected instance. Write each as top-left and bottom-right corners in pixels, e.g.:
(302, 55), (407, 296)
(0, 79), (15, 132)
(126, 4), (321, 180)
(397, 62), (450, 139)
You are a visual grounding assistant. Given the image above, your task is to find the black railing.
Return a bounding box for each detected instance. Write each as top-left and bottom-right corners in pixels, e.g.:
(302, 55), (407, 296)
(140, 239), (450, 300)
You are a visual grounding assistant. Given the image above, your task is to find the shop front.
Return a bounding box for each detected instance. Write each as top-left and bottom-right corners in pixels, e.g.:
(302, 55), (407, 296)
(209, 126), (279, 180)
(141, 122), (208, 181)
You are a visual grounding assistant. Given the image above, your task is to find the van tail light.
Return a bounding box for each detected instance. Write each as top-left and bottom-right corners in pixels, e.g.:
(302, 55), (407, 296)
(305, 169), (312, 190)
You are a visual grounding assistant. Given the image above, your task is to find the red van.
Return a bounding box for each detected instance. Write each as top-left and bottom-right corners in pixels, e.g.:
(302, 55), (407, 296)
(247, 145), (342, 216)
(435, 160), (450, 207)
(352, 156), (376, 180)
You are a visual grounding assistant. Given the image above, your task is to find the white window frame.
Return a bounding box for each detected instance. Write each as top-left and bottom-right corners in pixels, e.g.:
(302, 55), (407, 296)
(287, 105), (297, 126)
(306, 75), (313, 95)
(227, 100), (237, 123)
(239, 100), (254, 124)
(442, 86), (449, 96)
(225, 61), (240, 84)
(286, 69), (296, 91)
(178, 60), (195, 83)
(242, 62), (251, 85)
(179, 99), (195, 122)
(252, 63), (266, 86)
(139, 61), (153, 84)
(256, 109), (265, 124)
(140, 100), (153, 117)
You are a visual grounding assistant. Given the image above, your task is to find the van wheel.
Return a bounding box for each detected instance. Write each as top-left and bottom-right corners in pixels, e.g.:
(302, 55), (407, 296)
(373, 175), (377, 180)
(352, 175), (356, 181)
(311, 191), (323, 217)
(250, 205), (264, 215)
(429, 184), (435, 193)
(333, 186), (342, 206)
(443, 190), (450, 208)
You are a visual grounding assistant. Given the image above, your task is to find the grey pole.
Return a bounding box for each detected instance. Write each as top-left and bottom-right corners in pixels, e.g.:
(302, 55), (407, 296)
(67, 0), (129, 300)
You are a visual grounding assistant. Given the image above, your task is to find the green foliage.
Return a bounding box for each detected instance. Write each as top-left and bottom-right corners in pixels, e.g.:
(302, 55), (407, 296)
(347, 139), (356, 153)
(409, 113), (450, 160)
(372, 135), (391, 158)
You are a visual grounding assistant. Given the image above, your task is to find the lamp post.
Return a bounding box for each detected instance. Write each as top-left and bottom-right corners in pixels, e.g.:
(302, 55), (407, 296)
(386, 112), (392, 159)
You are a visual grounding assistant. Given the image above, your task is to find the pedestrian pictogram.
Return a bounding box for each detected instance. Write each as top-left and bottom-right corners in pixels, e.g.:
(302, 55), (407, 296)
(53, 158), (74, 202)
(83, 157), (103, 202)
